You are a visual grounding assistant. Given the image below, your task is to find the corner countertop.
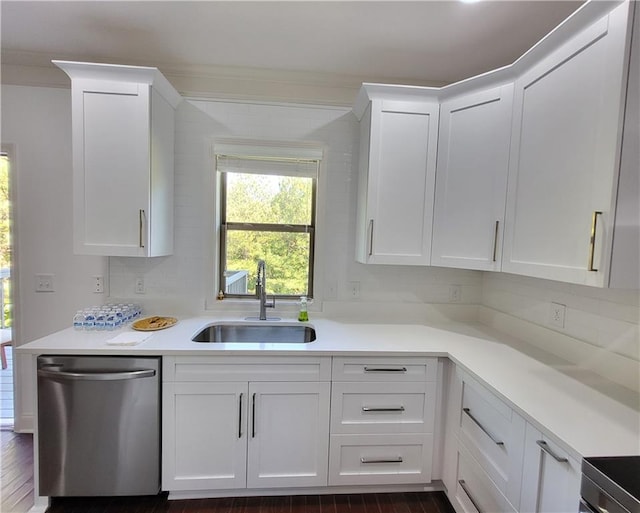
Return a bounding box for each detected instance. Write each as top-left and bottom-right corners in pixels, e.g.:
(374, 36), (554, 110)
(17, 315), (640, 460)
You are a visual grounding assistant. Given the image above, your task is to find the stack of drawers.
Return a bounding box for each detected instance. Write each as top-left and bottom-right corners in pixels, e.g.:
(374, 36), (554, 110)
(328, 356), (439, 485)
(446, 369), (526, 513)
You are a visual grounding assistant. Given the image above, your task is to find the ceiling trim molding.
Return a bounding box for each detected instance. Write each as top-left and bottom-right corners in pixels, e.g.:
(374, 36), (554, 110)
(1, 49), (445, 107)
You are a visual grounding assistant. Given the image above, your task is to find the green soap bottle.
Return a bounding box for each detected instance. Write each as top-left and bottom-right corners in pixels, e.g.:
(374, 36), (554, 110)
(298, 296), (309, 322)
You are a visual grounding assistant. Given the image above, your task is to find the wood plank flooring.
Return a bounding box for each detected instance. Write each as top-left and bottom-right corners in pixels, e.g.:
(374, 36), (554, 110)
(47, 491), (455, 513)
(2, 430), (455, 513)
(1, 430), (34, 513)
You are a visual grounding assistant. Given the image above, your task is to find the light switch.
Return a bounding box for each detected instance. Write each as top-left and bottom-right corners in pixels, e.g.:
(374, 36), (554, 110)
(35, 274), (55, 292)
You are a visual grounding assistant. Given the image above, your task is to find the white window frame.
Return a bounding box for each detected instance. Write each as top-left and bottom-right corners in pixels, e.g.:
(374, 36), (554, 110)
(211, 141), (323, 303)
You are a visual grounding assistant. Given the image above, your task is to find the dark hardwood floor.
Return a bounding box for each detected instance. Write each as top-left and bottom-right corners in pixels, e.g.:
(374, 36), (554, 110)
(1, 430), (455, 513)
(47, 491), (455, 513)
(47, 492), (454, 513)
(1, 430), (34, 513)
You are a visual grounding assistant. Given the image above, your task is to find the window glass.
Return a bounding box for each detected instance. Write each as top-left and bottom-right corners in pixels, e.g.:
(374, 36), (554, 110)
(219, 168), (316, 298)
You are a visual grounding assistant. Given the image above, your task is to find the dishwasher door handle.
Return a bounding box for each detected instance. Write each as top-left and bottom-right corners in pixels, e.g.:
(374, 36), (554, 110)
(38, 368), (156, 381)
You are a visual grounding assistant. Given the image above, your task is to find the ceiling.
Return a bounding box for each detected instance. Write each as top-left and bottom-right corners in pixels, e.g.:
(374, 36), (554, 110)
(1, 1), (584, 101)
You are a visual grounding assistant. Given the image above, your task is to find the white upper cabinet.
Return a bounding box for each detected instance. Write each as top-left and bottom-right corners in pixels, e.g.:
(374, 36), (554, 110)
(501, 2), (635, 286)
(432, 84), (513, 271)
(354, 86), (439, 265)
(610, 0), (640, 289)
(54, 61), (181, 257)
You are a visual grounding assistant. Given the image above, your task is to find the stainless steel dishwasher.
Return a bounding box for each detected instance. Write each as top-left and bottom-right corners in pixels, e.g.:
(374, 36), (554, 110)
(37, 355), (161, 496)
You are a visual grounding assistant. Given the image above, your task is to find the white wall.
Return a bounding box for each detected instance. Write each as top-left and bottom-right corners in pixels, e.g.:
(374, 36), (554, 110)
(481, 272), (639, 392)
(2, 85), (638, 431)
(109, 98), (483, 313)
(1, 85), (108, 429)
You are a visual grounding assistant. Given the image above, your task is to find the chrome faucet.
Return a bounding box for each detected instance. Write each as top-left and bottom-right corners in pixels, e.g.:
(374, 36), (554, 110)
(256, 259), (275, 320)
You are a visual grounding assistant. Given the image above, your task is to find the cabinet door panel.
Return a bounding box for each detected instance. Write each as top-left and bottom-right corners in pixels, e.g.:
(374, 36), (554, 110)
(247, 381), (330, 488)
(162, 382), (247, 491)
(520, 424), (581, 513)
(361, 98), (439, 265)
(432, 85), (512, 270)
(75, 80), (150, 255)
(503, 4), (632, 286)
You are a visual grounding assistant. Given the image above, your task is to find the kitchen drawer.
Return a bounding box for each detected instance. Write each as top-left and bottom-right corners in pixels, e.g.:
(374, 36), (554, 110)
(452, 443), (517, 513)
(330, 381), (436, 434)
(332, 356), (437, 382)
(458, 371), (525, 507)
(163, 356), (331, 382)
(328, 433), (433, 486)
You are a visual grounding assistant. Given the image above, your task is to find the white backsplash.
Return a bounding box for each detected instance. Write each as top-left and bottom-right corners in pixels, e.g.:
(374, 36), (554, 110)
(481, 272), (639, 392)
(109, 98), (483, 311)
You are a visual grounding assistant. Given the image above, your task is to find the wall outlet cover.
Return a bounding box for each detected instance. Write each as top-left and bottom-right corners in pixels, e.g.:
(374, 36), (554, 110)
(35, 273), (55, 292)
(549, 302), (566, 328)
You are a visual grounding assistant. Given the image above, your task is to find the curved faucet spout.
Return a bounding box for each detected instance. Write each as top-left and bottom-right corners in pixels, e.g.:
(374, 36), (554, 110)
(256, 260), (275, 320)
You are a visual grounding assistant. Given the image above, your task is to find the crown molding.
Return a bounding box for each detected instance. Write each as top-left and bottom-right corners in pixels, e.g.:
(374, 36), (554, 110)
(1, 50), (445, 107)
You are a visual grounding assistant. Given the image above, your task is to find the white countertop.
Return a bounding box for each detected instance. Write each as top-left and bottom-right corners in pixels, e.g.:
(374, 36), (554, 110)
(18, 315), (640, 460)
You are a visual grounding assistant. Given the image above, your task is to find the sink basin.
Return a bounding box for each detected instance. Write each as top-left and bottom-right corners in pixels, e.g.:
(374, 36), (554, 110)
(192, 323), (316, 343)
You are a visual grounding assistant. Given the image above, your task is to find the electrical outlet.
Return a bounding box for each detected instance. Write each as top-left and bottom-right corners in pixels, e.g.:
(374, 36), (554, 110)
(549, 302), (566, 328)
(348, 281), (360, 299)
(35, 274), (55, 292)
(93, 276), (104, 293)
(135, 277), (145, 294)
(449, 285), (462, 302)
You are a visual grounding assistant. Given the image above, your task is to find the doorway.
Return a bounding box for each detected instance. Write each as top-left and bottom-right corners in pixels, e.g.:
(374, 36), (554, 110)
(0, 149), (14, 429)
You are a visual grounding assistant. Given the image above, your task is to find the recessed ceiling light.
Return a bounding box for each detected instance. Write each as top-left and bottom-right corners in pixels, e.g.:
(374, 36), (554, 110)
(459, 0), (483, 3)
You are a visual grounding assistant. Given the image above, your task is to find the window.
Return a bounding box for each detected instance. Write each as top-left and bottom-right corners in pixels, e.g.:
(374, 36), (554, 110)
(216, 144), (321, 299)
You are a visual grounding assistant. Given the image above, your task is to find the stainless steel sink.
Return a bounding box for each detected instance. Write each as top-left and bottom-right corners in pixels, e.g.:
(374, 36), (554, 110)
(192, 323), (316, 343)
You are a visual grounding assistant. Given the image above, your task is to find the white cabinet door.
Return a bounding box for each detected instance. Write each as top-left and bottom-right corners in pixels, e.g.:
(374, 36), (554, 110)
(502, 3), (633, 286)
(432, 84), (513, 271)
(162, 382), (248, 491)
(520, 423), (581, 513)
(247, 381), (330, 488)
(55, 61), (178, 257)
(356, 98), (439, 265)
(74, 79), (151, 257)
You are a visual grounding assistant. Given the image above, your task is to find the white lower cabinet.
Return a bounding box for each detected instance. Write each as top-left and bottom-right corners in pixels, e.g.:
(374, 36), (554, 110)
(328, 357), (440, 486)
(520, 423), (581, 513)
(162, 354), (583, 507)
(246, 381), (330, 489)
(443, 365), (526, 513)
(162, 356), (331, 492)
(452, 443), (517, 513)
(163, 381), (248, 491)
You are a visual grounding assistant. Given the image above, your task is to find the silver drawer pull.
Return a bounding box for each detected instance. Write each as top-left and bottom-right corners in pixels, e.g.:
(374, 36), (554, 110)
(459, 479), (484, 513)
(364, 366), (407, 373)
(463, 408), (504, 446)
(362, 406), (405, 412)
(360, 456), (403, 464)
(536, 440), (569, 463)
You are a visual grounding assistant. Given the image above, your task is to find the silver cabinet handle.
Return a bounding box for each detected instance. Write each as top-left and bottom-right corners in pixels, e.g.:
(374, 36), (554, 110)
(588, 211), (603, 271)
(463, 408), (504, 446)
(139, 209), (146, 248)
(37, 368), (155, 381)
(368, 219), (374, 256)
(251, 392), (257, 438)
(459, 479), (484, 513)
(364, 366), (407, 373)
(362, 406), (405, 412)
(360, 456), (403, 464)
(238, 393), (243, 439)
(492, 220), (499, 262)
(536, 440), (568, 463)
